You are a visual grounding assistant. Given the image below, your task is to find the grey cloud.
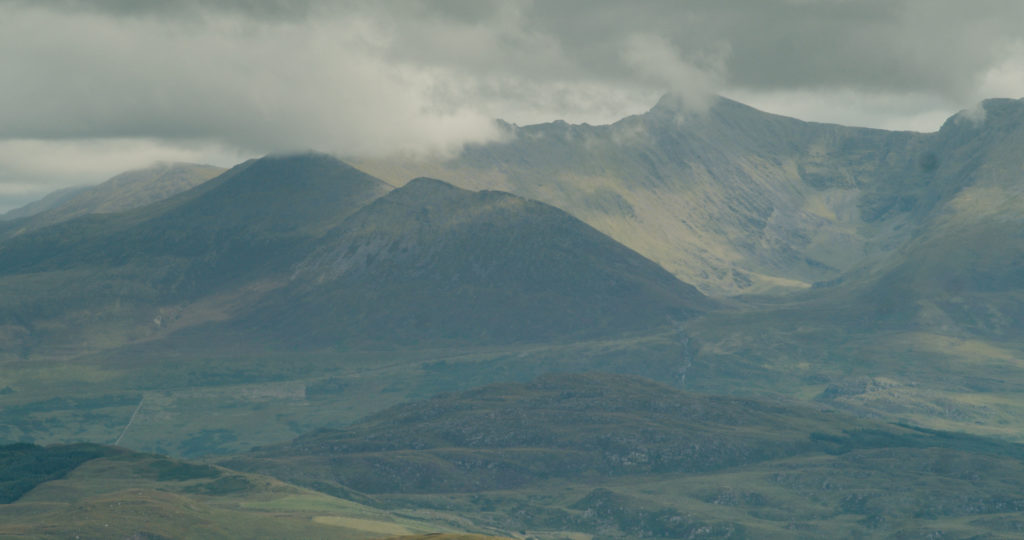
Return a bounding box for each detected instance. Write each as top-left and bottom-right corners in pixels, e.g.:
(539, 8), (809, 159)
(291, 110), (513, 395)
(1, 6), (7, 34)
(0, 4), (502, 155)
(1, 0), (320, 20)
(2, 0), (1024, 200)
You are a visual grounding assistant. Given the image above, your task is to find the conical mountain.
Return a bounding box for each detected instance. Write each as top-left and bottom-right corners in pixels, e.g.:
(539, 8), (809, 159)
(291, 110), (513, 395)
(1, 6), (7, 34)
(0, 153), (390, 279)
(0, 153), (392, 354)
(244, 178), (710, 346)
(146, 152), (392, 239)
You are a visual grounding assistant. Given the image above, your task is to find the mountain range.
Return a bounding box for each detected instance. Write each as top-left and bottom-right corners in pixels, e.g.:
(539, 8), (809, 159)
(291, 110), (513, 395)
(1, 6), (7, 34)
(355, 96), (1024, 298)
(1, 94), (1023, 538)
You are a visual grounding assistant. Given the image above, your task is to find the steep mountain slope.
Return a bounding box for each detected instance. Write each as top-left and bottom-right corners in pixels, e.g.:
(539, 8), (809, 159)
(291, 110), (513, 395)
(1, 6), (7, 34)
(228, 373), (1024, 539)
(354, 96), (1024, 296)
(0, 162), (224, 235)
(670, 99), (1024, 419)
(847, 98), (1024, 337)
(239, 177), (710, 345)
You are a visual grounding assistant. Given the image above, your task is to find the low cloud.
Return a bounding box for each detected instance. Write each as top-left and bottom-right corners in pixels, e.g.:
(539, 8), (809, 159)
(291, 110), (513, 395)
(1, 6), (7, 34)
(955, 102), (988, 127)
(621, 34), (725, 114)
(2, 0), (1024, 202)
(0, 5), (503, 158)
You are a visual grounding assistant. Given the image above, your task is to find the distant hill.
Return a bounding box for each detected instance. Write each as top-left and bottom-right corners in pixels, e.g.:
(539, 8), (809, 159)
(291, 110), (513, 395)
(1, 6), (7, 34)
(0, 186), (87, 221)
(0, 162), (224, 236)
(240, 177), (710, 346)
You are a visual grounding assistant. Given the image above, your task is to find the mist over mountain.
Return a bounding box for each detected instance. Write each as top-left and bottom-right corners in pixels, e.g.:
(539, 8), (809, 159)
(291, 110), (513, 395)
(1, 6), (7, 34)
(354, 95), (1024, 298)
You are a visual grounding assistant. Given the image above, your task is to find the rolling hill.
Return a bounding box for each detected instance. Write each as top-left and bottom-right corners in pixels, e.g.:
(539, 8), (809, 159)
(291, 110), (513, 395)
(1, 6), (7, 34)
(227, 373), (1024, 539)
(0, 442), (489, 539)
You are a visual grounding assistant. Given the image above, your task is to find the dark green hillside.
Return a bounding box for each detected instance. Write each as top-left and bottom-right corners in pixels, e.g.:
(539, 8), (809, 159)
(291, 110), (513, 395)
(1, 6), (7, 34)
(230, 373), (1024, 494)
(846, 98), (1024, 337)
(242, 178), (710, 345)
(226, 374), (1024, 539)
(0, 160), (708, 455)
(0, 442), (122, 503)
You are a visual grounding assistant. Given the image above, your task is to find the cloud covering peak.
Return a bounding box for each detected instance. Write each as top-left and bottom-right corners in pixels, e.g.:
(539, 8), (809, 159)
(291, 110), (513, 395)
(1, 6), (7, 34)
(2, 0), (1023, 207)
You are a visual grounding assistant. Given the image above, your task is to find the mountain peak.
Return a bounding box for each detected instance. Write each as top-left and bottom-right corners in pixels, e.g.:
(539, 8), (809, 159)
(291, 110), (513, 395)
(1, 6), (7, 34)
(158, 153), (392, 238)
(371, 177), (481, 213)
(940, 97), (1024, 132)
(234, 151), (365, 177)
(399, 176), (462, 195)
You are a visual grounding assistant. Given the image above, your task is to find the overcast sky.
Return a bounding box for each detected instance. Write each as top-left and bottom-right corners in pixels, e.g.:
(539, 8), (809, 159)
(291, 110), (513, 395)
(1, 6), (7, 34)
(2, 0), (1024, 210)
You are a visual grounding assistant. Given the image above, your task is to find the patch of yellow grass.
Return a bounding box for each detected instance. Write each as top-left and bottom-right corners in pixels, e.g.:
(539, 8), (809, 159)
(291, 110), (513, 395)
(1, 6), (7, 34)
(313, 516), (413, 535)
